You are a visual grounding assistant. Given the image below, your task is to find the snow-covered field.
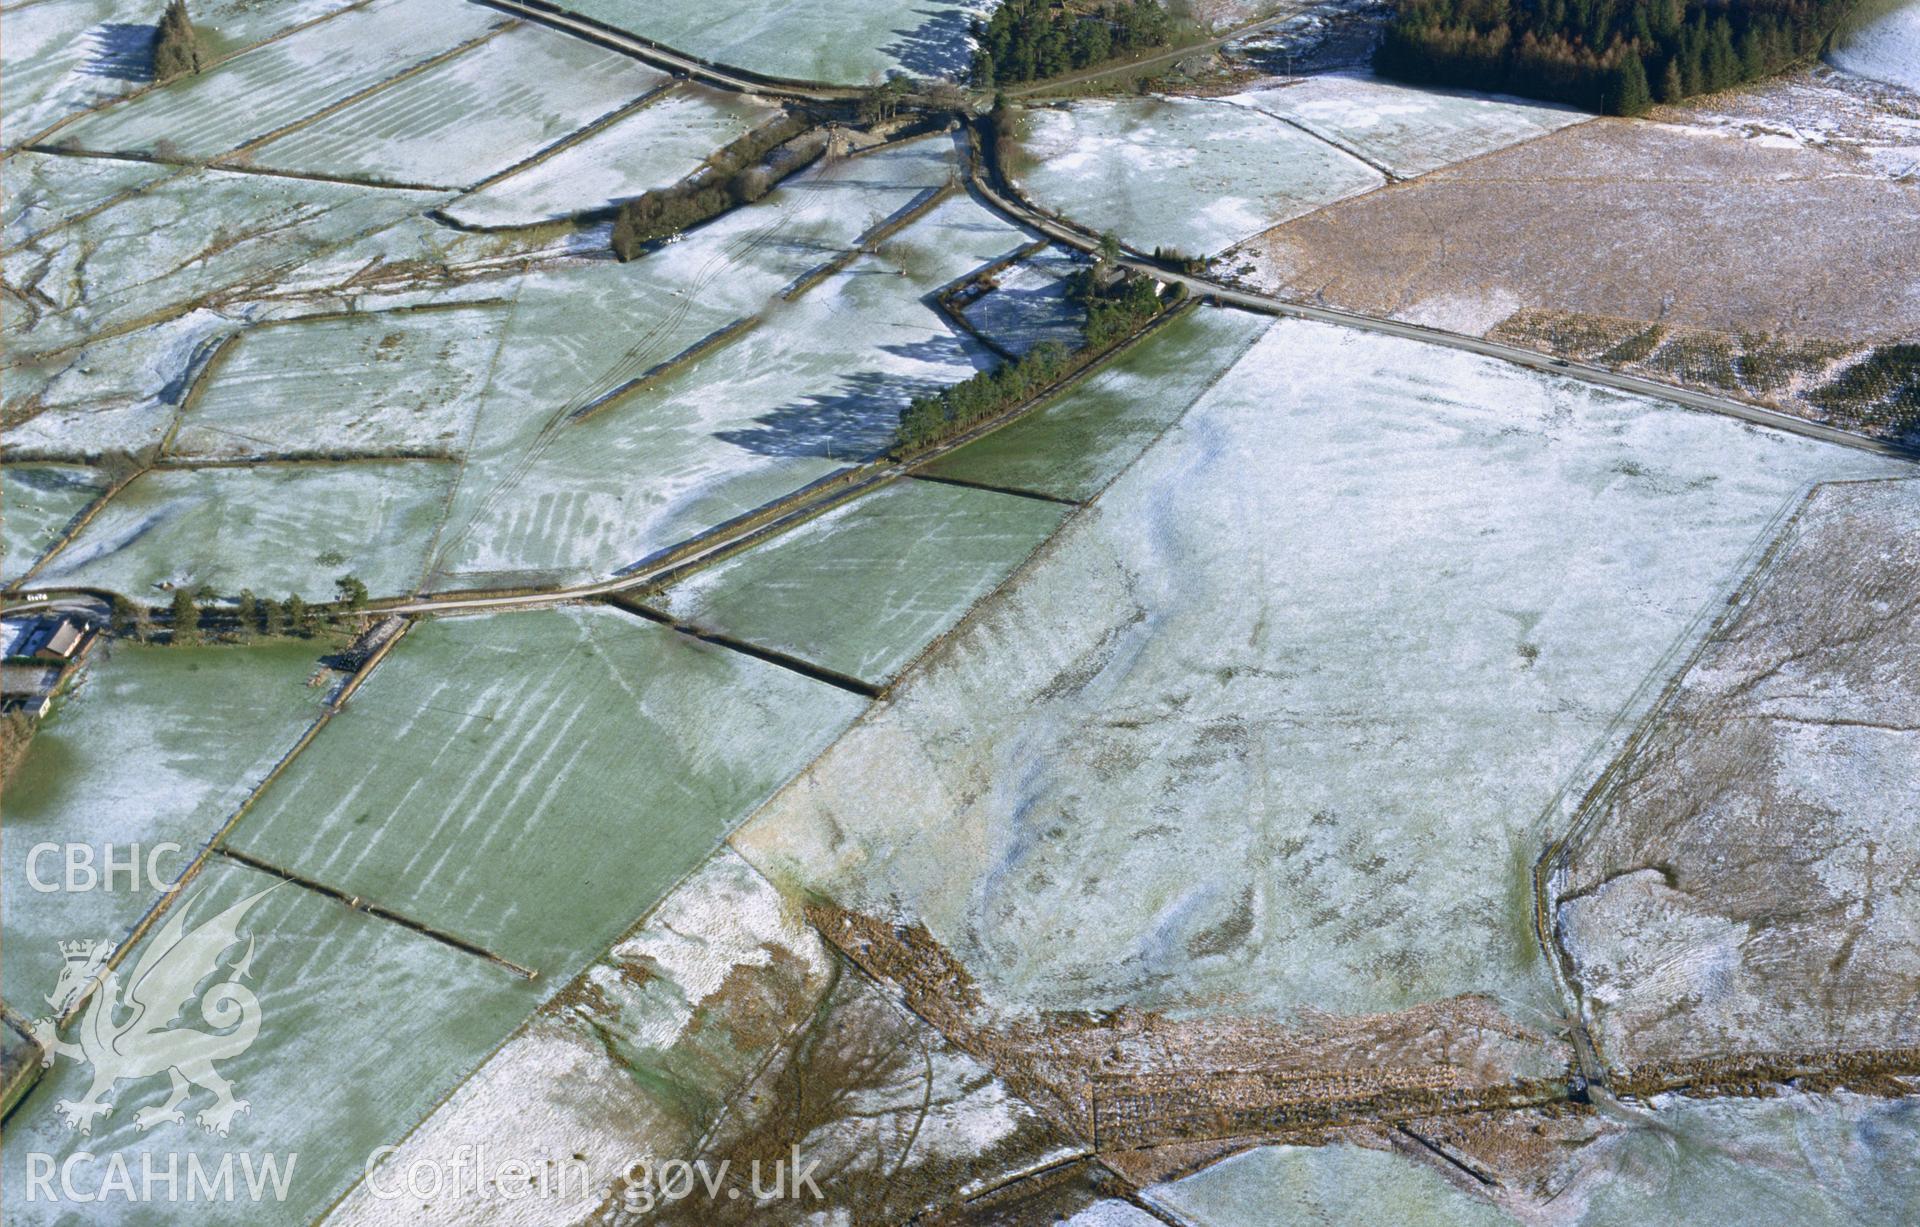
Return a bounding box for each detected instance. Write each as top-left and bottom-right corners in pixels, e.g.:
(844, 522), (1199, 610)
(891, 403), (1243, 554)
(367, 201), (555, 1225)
(2, 168), (444, 360)
(442, 85), (782, 228)
(654, 478), (1069, 685)
(1829, 0), (1920, 94)
(0, 464), (107, 581)
(1009, 97), (1384, 256)
(1, 152), (166, 249)
(1227, 72), (1587, 177)
(48, 0), (509, 161)
(961, 251), (1088, 357)
(0, 0), (365, 146)
(427, 137), (1037, 589)
(223, 607), (865, 977)
(33, 459), (458, 600)
(7, 135), (1041, 602)
(246, 23), (668, 188)
(989, 77), (1571, 260)
(562, 0), (990, 84)
(170, 304), (508, 459)
(3, 311), (242, 461)
(734, 317), (1909, 1028)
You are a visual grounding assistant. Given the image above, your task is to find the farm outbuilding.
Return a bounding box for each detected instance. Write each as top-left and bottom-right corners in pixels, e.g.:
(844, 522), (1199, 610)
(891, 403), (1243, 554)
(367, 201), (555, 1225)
(31, 620), (85, 662)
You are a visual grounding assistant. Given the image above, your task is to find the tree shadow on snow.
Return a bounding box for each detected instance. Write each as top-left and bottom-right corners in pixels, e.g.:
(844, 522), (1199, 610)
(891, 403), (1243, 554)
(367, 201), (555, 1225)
(83, 23), (157, 82)
(970, 282), (1084, 354)
(881, 5), (977, 80)
(714, 359), (958, 460)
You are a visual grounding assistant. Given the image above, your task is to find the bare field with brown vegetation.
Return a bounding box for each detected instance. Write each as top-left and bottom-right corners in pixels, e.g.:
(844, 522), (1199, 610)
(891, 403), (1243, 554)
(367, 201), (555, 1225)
(1220, 97), (1920, 438)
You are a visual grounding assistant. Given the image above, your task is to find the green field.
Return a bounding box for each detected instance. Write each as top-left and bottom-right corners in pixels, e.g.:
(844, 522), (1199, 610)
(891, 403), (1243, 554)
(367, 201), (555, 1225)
(224, 607), (866, 978)
(0, 641), (328, 1009)
(920, 306), (1273, 501)
(654, 478), (1069, 685)
(2, 858), (543, 1226)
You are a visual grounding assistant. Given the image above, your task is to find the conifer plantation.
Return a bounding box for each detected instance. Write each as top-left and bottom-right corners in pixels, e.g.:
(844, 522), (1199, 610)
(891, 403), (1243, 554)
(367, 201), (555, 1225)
(970, 0), (1176, 86)
(1374, 0), (1855, 115)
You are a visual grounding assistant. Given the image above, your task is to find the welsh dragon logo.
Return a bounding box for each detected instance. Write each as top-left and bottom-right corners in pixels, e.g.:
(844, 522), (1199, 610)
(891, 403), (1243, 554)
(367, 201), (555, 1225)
(30, 887), (272, 1137)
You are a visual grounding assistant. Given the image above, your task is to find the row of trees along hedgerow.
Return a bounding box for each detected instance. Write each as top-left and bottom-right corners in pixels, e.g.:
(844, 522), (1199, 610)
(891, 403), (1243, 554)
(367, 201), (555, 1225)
(111, 577), (368, 645)
(971, 0), (1176, 87)
(895, 262), (1177, 451)
(1373, 0), (1855, 116)
(611, 115), (809, 259)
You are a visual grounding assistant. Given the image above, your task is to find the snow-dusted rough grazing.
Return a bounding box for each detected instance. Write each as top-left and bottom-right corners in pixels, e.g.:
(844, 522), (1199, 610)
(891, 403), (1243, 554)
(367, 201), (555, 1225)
(1558, 478), (1920, 1067)
(735, 319), (1907, 1027)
